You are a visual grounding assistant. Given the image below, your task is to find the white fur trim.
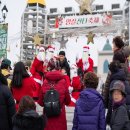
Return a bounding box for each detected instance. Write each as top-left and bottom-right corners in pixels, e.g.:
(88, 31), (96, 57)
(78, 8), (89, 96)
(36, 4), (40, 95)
(39, 47), (45, 52)
(28, 72), (32, 76)
(37, 52), (45, 61)
(34, 78), (43, 85)
(83, 61), (90, 71)
(83, 48), (89, 52)
(70, 95), (77, 103)
(83, 46), (89, 52)
(48, 48), (55, 52)
(69, 86), (73, 93)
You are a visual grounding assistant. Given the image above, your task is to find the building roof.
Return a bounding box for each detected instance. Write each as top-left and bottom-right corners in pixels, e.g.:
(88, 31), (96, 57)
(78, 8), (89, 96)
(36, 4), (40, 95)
(27, 0), (46, 5)
(103, 39), (112, 51)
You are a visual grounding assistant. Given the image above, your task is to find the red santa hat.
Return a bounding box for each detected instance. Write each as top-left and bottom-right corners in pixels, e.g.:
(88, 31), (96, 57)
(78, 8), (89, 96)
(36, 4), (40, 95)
(48, 45), (55, 52)
(83, 46), (89, 52)
(39, 46), (45, 52)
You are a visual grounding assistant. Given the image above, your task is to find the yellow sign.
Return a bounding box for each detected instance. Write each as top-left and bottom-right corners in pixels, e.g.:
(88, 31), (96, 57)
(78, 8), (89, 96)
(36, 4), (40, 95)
(27, 0), (46, 5)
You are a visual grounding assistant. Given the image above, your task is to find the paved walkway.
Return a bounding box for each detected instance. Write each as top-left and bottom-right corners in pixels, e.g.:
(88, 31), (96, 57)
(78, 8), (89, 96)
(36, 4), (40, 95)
(36, 103), (110, 130)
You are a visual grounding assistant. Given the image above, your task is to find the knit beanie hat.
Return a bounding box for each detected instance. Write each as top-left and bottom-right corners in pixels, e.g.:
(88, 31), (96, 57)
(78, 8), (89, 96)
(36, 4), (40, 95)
(110, 80), (126, 96)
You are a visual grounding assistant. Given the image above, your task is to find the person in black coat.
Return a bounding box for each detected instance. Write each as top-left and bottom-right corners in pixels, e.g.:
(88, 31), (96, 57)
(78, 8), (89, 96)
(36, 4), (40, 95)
(0, 68), (16, 130)
(59, 51), (70, 77)
(12, 96), (46, 130)
(106, 61), (130, 124)
(110, 81), (130, 130)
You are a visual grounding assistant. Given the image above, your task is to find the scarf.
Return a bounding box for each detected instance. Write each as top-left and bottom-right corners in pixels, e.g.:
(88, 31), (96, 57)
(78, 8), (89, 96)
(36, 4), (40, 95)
(112, 98), (126, 110)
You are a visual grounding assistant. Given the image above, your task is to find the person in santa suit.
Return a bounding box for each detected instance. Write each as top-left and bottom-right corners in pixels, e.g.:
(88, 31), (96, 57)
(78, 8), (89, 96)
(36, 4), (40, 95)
(30, 45), (56, 100)
(30, 46), (47, 101)
(46, 45), (55, 62)
(76, 46), (94, 75)
(69, 64), (82, 107)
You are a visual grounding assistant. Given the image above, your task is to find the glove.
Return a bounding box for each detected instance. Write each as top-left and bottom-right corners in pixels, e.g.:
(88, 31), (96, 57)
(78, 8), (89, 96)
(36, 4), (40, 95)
(37, 47), (45, 61)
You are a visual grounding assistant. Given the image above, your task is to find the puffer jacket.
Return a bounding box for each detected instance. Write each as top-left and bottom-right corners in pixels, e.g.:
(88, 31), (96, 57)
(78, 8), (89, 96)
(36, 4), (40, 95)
(12, 110), (46, 130)
(110, 104), (130, 130)
(103, 63), (130, 108)
(106, 69), (130, 124)
(72, 88), (106, 130)
(38, 70), (71, 130)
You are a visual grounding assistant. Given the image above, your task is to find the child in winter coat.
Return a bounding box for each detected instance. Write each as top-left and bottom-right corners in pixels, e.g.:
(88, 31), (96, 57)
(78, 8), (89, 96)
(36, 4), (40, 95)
(110, 80), (130, 130)
(69, 75), (82, 106)
(12, 96), (46, 130)
(69, 64), (82, 106)
(72, 72), (106, 130)
(61, 68), (73, 93)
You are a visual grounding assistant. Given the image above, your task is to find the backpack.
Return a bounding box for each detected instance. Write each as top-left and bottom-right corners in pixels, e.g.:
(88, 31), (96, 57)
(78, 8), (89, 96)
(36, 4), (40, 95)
(44, 83), (61, 117)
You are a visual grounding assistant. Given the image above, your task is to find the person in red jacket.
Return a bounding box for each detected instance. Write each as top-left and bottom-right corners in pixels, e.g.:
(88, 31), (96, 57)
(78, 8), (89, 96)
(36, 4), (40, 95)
(76, 46), (94, 74)
(38, 58), (71, 130)
(30, 46), (56, 101)
(11, 62), (37, 110)
(69, 64), (82, 107)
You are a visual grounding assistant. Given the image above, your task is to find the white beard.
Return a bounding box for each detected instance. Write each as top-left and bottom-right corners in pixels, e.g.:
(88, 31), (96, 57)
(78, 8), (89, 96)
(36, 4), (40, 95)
(82, 52), (89, 63)
(82, 52), (89, 71)
(46, 52), (54, 61)
(37, 51), (46, 61)
(70, 69), (77, 79)
(42, 53), (46, 61)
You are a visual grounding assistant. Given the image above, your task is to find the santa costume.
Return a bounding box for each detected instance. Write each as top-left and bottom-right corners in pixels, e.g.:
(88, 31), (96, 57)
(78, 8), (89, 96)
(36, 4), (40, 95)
(76, 46), (94, 74)
(30, 46), (47, 101)
(69, 64), (82, 107)
(46, 45), (55, 62)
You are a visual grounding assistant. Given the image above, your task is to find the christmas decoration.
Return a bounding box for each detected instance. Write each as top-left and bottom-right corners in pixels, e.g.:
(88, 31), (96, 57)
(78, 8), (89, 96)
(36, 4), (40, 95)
(75, 0), (94, 14)
(55, 17), (59, 28)
(33, 34), (42, 46)
(59, 35), (68, 49)
(87, 32), (95, 44)
(102, 13), (112, 25)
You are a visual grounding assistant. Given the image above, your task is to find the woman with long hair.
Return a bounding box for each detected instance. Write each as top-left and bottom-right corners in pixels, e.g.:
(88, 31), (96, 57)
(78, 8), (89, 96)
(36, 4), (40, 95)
(11, 61), (37, 110)
(12, 96), (46, 130)
(0, 68), (16, 130)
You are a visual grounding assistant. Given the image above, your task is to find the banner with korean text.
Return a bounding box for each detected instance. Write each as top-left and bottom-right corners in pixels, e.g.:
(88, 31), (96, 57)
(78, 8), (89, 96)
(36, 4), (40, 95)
(58, 14), (112, 29)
